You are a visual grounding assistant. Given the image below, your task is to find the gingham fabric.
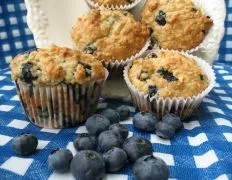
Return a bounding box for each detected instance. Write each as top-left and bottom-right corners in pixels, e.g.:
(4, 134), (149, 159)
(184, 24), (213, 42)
(0, 0), (35, 69)
(0, 0), (232, 180)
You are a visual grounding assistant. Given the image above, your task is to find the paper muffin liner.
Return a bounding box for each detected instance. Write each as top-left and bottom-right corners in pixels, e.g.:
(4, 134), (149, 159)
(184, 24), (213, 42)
(85, 0), (142, 10)
(102, 39), (150, 72)
(15, 69), (109, 129)
(123, 50), (216, 120)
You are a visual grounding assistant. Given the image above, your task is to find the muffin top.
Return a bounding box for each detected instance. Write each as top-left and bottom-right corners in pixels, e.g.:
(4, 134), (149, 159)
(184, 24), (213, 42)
(128, 51), (209, 98)
(10, 45), (105, 86)
(141, 0), (213, 51)
(92, 0), (135, 6)
(71, 9), (149, 62)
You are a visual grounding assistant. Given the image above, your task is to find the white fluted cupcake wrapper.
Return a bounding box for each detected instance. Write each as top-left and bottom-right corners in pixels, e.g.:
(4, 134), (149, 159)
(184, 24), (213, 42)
(103, 39), (150, 72)
(15, 69), (109, 129)
(123, 50), (216, 120)
(85, 0), (142, 10)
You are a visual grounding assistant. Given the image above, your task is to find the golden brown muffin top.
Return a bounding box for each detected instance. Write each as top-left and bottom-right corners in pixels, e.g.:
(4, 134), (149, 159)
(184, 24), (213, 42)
(10, 45), (105, 86)
(71, 9), (149, 62)
(141, 0), (213, 51)
(128, 51), (209, 98)
(92, 0), (135, 6)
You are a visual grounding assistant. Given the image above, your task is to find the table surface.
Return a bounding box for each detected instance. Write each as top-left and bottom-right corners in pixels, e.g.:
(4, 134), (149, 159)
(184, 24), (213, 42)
(0, 0), (232, 180)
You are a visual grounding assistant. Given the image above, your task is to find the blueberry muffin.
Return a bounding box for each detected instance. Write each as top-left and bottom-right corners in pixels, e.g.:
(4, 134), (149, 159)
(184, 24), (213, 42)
(71, 9), (149, 62)
(91, 0), (136, 6)
(10, 45), (107, 128)
(141, 0), (213, 51)
(128, 51), (209, 98)
(11, 45), (105, 85)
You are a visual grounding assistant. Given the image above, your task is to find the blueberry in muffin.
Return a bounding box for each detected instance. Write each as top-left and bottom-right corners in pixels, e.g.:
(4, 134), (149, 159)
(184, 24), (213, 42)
(20, 62), (38, 84)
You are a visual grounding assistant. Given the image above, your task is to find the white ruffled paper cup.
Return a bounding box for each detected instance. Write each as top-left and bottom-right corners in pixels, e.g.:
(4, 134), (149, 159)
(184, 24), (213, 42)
(15, 69), (109, 129)
(123, 50), (216, 120)
(103, 39), (150, 72)
(86, 0), (142, 10)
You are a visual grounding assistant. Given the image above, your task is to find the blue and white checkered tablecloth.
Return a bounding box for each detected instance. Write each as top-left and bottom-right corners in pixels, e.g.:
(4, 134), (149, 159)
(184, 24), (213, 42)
(0, 0), (232, 180)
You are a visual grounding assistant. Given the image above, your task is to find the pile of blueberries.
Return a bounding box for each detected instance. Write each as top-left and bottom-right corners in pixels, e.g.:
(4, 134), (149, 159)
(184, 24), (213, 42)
(133, 112), (183, 139)
(12, 105), (183, 180)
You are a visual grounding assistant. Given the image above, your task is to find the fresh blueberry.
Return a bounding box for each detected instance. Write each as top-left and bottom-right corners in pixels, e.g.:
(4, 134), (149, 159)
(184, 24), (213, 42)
(133, 155), (169, 180)
(12, 133), (38, 156)
(101, 108), (120, 124)
(155, 121), (176, 139)
(162, 113), (182, 130)
(116, 105), (130, 121)
(20, 62), (38, 84)
(98, 130), (123, 152)
(109, 123), (129, 140)
(73, 133), (97, 151)
(123, 136), (152, 162)
(86, 114), (111, 136)
(133, 112), (158, 132)
(71, 150), (105, 180)
(155, 10), (167, 26)
(103, 147), (128, 173)
(48, 148), (73, 173)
